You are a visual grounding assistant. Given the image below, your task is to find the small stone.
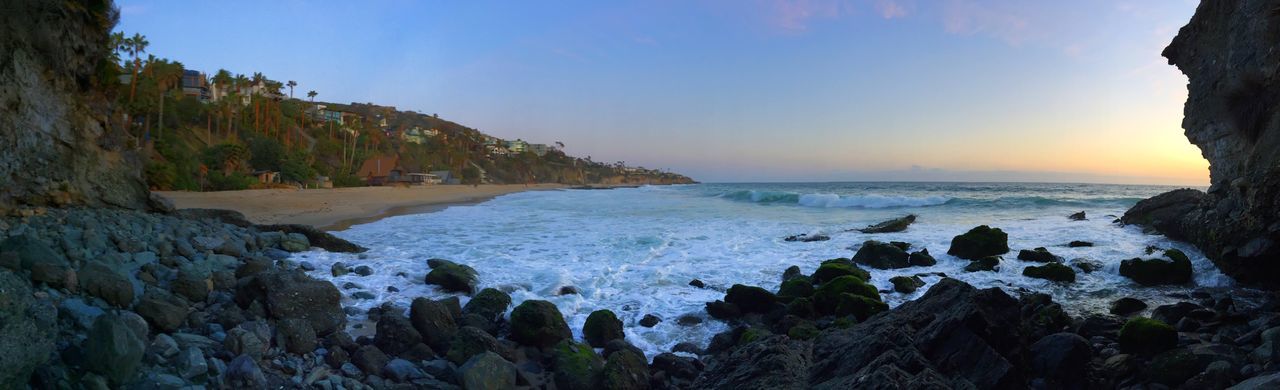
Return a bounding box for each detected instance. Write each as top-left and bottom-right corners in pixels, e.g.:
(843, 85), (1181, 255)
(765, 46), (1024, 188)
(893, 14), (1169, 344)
(353, 266), (373, 276)
(639, 314), (661, 328)
(178, 348), (208, 379)
(688, 279), (706, 288)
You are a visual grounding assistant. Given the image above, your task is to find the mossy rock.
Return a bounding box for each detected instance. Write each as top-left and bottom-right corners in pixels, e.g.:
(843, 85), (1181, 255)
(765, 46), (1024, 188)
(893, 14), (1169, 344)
(947, 225), (1010, 260)
(777, 278), (815, 300)
(813, 276), (880, 315)
(1119, 317), (1177, 356)
(810, 259), (870, 284)
(833, 316), (858, 329)
(787, 297), (815, 318)
(1119, 249), (1192, 286)
(737, 328), (771, 344)
(858, 214), (916, 233)
(787, 322), (819, 340)
(509, 300), (572, 348)
(705, 300), (741, 320)
(964, 256), (1001, 272)
(424, 260), (479, 294)
(463, 288), (511, 322)
(834, 293), (889, 321)
(600, 350), (649, 390)
(551, 340), (603, 390)
(1023, 263), (1076, 283)
(583, 309), (625, 348)
(724, 284), (778, 314)
(852, 240), (910, 269)
(1016, 247), (1060, 263)
(889, 275), (925, 293)
(908, 249), (937, 267)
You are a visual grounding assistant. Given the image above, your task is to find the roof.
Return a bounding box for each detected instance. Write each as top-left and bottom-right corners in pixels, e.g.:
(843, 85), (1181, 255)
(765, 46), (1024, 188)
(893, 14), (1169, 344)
(357, 155), (401, 178)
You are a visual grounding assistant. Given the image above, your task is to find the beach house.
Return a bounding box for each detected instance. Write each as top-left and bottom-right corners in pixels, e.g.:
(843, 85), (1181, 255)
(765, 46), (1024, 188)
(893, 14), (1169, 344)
(180, 70), (210, 102)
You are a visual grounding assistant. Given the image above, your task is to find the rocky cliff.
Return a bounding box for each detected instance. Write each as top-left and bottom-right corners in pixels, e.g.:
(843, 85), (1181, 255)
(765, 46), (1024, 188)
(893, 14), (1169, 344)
(0, 0), (148, 212)
(1125, 0), (1280, 287)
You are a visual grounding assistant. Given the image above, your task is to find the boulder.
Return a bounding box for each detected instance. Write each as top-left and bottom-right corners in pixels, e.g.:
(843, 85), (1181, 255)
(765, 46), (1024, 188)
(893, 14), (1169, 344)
(256, 223), (368, 253)
(552, 341), (604, 390)
(446, 326), (512, 365)
(810, 259), (870, 284)
(280, 233), (310, 252)
(509, 300), (572, 348)
(688, 279), (706, 288)
(375, 310), (423, 356)
(1118, 317), (1177, 356)
(834, 293), (889, 321)
(1070, 258), (1103, 273)
(382, 358), (426, 382)
(0, 271), (56, 388)
(78, 262), (135, 308)
(908, 249), (937, 267)
(425, 259), (479, 294)
(777, 278), (814, 300)
(852, 240), (910, 269)
(583, 309), (625, 347)
(134, 289), (188, 333)
(1068, 211), (1086, 221)
(223, 354), (267, 389)
(1028, 333), (1091, 387)
(692, 336), (810, 389)
(1016, 247), (1060, 262)
(890, 275), (925, 293)
(705, 300), (741, 320)
(1110, 298), (1148, 316)
(410, 297), (457, 351)
(460, 352), (516, 390)
(600, 349), (650, 390)
(724, 284), (778, 314)
(1022, 263), (1076, 283)
(463, 287), (510, 322)
(812, 275), (880, 316)
(781, 266), (803, 281)
(1119, 249), (1193, 285)
(964, 256), (1001, 272)
(1145, 349), (1201, 386)
(858, 214), (917, 233)
(234, 269), (345, 335)
(639, 314), (661, 327)
(1068, 241), (1094, 247)
(224, 328), (268, 359)
(352, 345), (391, 375)
(277, 318), (318, 355)
(947, 225), (1010, 260)
(84, 314), (145, 384)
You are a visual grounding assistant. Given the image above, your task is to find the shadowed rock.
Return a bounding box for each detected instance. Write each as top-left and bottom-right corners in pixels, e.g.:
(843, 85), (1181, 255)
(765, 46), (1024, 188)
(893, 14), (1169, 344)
(857, 215), (917, 233)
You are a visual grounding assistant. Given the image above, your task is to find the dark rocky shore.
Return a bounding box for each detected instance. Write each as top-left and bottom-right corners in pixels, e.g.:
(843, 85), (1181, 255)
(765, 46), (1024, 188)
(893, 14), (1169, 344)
(5, 0), (1280, 389)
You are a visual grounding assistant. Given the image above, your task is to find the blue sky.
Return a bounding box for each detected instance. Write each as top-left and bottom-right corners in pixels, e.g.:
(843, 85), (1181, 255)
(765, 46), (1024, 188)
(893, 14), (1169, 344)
(116, 0), (1205, 185)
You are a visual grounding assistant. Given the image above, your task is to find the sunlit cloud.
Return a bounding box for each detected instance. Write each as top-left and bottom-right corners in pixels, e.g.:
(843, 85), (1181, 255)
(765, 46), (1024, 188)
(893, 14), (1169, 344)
(941, 0), (1031, 46)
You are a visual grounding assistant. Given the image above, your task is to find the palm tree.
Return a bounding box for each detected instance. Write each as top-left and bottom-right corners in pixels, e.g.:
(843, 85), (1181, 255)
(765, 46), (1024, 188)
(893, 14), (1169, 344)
(122, 33), (149, 104)
(286, 80), (297, 98)
(151, 59), (185, 139)
(307, 90), (317, 102)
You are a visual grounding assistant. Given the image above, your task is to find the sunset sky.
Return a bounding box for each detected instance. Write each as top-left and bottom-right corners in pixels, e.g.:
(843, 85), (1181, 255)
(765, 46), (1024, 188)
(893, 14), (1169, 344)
(116, 0), (1207, 185)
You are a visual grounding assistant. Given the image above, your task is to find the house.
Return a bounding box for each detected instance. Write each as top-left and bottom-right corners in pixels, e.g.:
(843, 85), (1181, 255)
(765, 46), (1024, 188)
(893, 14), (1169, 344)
(356, 155), (405, 185)
(181, 70), (210, 102)
(528, 143), (552, 156)
(405, 173), (442, 185)
(429, 170), (457, 185)
(506, 139), (529, 154)
(401, 127), (436, 145)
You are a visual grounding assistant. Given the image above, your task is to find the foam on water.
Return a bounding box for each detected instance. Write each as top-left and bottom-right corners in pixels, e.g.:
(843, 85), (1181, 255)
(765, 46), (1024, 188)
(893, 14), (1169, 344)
(297, 182), (1232, 359)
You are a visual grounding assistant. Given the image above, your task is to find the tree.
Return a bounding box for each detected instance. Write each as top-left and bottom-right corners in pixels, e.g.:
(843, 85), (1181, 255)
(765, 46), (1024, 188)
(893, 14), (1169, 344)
(149, 58), (185, 140)
(122, 33), (149, 104)
(307, 90), (317, 102)
(286, 80), (297, 98)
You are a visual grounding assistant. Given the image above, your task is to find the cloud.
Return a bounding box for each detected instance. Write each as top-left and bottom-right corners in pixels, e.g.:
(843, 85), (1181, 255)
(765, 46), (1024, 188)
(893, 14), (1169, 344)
(765, 0), (849, 32)
(941, 0), (1031, 46)
(872, 0), (910, 19)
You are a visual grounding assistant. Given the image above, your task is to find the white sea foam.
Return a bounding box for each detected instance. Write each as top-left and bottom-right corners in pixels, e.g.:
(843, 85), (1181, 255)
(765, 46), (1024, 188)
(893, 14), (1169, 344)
(298, 183), (1231, 359)
(797, 193), (951, 208)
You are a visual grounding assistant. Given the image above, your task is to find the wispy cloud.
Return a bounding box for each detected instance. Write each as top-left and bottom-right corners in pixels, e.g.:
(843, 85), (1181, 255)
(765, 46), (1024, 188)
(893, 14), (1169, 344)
(872, 0), (911, 19)
(941, 0), (1031, 46)
(765, 0), (850, 32)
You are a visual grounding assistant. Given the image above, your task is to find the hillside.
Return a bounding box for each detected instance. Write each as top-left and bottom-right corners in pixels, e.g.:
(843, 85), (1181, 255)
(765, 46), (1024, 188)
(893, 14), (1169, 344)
(104, 35), (694, 192)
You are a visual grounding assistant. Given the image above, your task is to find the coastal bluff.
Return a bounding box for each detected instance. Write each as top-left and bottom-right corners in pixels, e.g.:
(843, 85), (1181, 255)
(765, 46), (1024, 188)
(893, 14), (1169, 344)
(1125, 0), (1280, 288)
(0, 0), (149, 212)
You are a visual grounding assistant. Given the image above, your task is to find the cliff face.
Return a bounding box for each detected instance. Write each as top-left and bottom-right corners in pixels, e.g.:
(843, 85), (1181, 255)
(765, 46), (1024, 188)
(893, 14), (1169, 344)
(1125, 0), (1280, 287)
(0, 0), (148, 212)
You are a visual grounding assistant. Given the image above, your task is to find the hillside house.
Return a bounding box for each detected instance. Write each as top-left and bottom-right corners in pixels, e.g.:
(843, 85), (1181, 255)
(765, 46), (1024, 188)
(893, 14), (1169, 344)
(356, 155), (405, 186)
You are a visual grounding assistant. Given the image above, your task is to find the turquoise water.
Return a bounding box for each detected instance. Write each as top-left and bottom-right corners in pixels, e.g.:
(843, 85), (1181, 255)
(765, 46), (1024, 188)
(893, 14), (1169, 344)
(302, 182), (1227, 357)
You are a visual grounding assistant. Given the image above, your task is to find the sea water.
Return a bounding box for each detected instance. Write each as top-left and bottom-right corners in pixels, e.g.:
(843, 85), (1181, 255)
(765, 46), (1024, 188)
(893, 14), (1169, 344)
(299, 182), (1232, 358)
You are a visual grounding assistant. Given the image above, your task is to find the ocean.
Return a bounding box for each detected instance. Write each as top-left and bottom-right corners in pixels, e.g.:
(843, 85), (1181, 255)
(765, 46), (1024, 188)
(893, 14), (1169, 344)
(300, 182), (1232, 358)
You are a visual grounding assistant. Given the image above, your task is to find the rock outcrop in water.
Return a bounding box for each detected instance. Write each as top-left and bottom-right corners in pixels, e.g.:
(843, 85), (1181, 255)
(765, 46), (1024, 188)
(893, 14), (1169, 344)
(1125, 0), (1280, 288)
(0, 0), (149, 212)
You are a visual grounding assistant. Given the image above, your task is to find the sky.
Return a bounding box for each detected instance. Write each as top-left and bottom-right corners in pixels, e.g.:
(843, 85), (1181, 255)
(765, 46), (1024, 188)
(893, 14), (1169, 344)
(115, 0), (1207, 185)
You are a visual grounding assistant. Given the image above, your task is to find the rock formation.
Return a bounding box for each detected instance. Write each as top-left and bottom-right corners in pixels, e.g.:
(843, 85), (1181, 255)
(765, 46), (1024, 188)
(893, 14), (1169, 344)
(0, 0), (149, 212)
(1125, 0), (1280, 287)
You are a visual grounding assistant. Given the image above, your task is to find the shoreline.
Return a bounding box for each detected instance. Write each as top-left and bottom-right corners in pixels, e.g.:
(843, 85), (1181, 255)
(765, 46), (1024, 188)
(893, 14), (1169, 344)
(156, 184), (569, 230)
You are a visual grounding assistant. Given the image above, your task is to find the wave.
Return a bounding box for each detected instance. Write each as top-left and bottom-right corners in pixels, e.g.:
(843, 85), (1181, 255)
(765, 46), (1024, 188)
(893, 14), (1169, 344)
(711, 189), (1143, 210)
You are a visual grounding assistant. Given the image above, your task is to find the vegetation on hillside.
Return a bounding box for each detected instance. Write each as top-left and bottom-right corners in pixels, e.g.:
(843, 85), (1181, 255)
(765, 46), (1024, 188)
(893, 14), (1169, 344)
(101, 33), (695, 191)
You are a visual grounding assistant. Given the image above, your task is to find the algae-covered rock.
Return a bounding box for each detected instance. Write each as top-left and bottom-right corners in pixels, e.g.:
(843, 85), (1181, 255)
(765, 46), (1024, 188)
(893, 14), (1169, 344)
(600, 349), (650, 390)
(852, 240), (910, 269)
(1119, 317), (1177, 356)
(1023, 263), (1077, 283)
(424, 259), (479, 294)
(583, 309), (625, 347)
(509, 300), (571, 348)
(552, 340), (603, 390)
(858, 214), (917, 233)
(810, 259), (870, 284)
(724, 284), (778, 314)
(947, 225), (1010, 260)
(813, 275), (880, 315)
(964, 256), (1001, 272)
(890, 275), (925, 293)
(1119, 249), (1193, 286)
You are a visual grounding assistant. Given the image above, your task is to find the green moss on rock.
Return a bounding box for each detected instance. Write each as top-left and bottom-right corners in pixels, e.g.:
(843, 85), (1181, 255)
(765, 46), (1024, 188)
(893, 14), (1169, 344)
(551, 340), (603, 390)
(510, 300), (572, 348)
(725, 284), (777, 314)
(835, 293), (888, 321)
(964, 256), (1001, 272)
(1119, 249), (1193, 286)
(947, 225), (1010, 260)
(1119, 317), (1177, 356)
(813, 276), (881, 315)
(852, 240), (910, 269)
(582, 309), (624, 348)
(889, 275), (925, 293)
(810, 259), (870, 284)
(777, 278), (815, 300)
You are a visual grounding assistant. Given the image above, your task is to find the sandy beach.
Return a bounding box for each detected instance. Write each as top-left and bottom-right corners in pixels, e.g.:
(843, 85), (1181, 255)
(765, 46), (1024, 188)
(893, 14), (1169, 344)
(156, 184), (567, 230)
